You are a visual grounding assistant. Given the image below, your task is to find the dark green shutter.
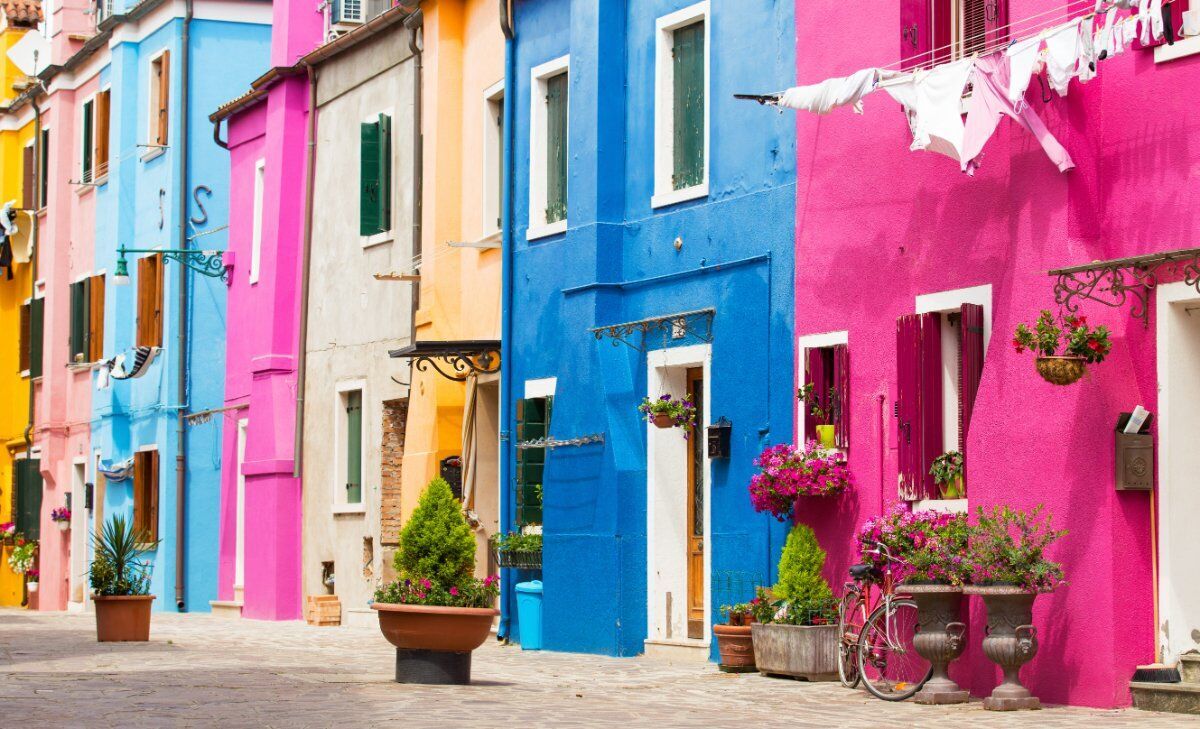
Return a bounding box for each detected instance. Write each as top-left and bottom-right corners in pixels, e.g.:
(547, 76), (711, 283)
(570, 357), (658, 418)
(39, 128), (49, 208)
(672, 21), (705, 190)
(29, 297), (44, 378)
(515, 397), (550, 526)
(15, 459), (42, 540)
(70, 280), (87, 363)
(346, 390), (363, 503)
(82, 100), (94, 183)
(377, 114), (391, 233)
(360, 120), (382, 236)
(545, 74), (568, 224)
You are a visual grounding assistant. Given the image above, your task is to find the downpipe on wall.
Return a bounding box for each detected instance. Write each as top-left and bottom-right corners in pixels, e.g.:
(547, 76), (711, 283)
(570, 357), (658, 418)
(293, 62), (318, 481)
(497, 5), (515, 641)
(175, 0), (194, 612)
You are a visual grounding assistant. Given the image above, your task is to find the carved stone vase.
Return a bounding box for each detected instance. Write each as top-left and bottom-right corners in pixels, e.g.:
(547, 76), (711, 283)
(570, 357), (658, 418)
(965, 586), (1042, 711)
(906, 584), (968, 705)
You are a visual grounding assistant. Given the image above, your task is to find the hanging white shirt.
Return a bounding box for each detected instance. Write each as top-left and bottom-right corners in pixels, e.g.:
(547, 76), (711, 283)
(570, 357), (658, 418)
(777, 68), (898, 115)
(880, 58), (975, 163)
(1006, 35), (1043, 109)
(1044, 19), (1083, 96)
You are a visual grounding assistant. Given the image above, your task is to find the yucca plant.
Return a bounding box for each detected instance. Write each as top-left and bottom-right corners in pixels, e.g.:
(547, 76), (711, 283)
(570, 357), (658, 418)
(90, 515), (159, 597)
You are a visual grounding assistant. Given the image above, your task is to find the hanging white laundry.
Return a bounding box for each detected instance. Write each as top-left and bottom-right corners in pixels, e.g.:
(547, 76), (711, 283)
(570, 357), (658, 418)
(1150, 0), (1165, 40)
(1121, 14), (1141, 47)
(880, 59), (975, 164)
(1098, 8), (1120, 56)
(1139, 0), (1155, 44)
(1006, 35), (1043, 109)
(1044, 19), (1083, 96)
(777, 68), (899, 115)
(1078, 16), (1098, 83)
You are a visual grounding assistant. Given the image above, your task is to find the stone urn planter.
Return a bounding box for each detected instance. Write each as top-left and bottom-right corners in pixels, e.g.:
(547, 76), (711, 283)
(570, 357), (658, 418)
(713, 622), (756, 672)
(751, 623), (838, 681)
(906, 584), (968, 705)
(965, 586), (1043, 711)
(373, 603), (499, 685)
(94, 595), (155, 642)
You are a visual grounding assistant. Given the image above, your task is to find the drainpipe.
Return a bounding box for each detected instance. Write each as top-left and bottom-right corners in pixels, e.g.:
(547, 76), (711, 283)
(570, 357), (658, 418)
(175, 0), (194, 612)
(404, 10), (423, 321)
(212, 117), (228, 151)
(497, 4), (515, 640)
(293, 64), (319, 480)
(23, 89), (42, 456)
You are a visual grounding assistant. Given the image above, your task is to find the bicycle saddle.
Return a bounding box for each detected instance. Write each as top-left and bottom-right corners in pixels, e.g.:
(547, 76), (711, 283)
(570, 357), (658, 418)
(848, 563), (877, 580)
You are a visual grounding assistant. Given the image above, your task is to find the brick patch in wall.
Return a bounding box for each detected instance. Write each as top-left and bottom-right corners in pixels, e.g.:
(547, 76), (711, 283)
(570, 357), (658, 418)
(379, 398), (408, 546)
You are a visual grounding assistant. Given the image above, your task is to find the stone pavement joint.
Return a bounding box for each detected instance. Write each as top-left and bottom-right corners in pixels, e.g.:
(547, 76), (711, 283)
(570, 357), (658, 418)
(1, 609), (1196, 728)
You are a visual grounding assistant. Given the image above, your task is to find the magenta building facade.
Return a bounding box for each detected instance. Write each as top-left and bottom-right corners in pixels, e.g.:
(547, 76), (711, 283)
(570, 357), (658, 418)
(791, 0), (1200, 710)
(209, 1), (323, 621)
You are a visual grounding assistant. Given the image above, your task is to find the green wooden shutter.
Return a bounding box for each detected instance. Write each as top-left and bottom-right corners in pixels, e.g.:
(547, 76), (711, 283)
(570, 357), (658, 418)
(16, 459), (42, 540)
(360, 120), (382, 236)
(377, 114), (391, 233)
(29, 297), (44, 378)
(672, 21), (705, 190)
(515, 397), (550, 526)
(82, 100), (94, 183)
(346, 390), (363, 503)
(70, 280), (87, 363)
(545, 74), (568, 224)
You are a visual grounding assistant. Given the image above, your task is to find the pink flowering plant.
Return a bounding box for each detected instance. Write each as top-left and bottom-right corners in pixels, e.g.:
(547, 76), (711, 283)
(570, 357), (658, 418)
(50, 507), (71, 523)
(0, 522), (14, 539)
(967, 505), (1066, 592)
(749, 441), (854, 521)
(856, 505), (971, 586)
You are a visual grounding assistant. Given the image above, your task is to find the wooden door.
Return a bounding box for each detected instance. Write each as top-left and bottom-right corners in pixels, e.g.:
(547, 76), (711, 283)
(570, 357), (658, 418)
(686, 368), (705, 639)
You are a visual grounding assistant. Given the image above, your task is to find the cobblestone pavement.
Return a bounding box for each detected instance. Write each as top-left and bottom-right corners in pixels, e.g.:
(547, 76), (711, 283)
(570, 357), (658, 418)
(1, 610), (1196, 729)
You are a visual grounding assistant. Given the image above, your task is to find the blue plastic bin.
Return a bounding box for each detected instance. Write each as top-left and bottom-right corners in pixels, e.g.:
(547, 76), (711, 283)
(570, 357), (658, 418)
(515, 580), (544, 650)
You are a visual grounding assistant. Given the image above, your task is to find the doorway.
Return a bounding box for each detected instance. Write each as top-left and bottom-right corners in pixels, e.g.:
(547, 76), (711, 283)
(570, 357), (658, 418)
(1157, 283), (1200, 661)
(235, 418), (248, 599)
(69, 461), (88, 608)
(685, 368), (705, 639)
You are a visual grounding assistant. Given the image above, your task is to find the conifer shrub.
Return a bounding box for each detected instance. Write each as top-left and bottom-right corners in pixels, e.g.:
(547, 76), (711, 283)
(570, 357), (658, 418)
(758, 523), (836, 625)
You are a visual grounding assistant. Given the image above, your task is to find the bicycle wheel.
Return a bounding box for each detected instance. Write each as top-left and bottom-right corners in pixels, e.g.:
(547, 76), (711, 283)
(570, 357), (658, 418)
(836, 590), (862, 688)
(857, 598), (931, 701)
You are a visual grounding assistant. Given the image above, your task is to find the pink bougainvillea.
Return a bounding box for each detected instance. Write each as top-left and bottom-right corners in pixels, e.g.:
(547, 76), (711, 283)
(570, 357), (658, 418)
(749, 441), (854, 521)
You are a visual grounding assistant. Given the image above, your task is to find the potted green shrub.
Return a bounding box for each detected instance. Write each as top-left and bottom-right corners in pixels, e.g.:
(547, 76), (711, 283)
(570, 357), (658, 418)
(372, 478), (500, 685)
(929, 451), (964, 499)
(1013, 310), (1111, 386)
(713, 601), (756, 672)
(963, 505), (1067, 711)
(490, 529), (542, 570)
(750, 523), (838, 681)
(90, 515), (159, 642)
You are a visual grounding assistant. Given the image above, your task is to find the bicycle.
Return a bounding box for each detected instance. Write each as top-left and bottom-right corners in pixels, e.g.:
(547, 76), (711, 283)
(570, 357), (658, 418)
(837, 542), (932, 701)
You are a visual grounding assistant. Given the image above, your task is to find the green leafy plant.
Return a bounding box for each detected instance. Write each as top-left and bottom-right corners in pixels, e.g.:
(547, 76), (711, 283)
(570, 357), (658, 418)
(89, 515), (158, 596)
(7, 540), (36, 575)
(491, 531), (543, 553)
(929, 450), (965, 498)
(968, 505), (1067, 592)
(797, 383), (839, 425)
(719, 602), (754, 626)
(637, 394), (697, 430)
(1013, 310), (1111, 364)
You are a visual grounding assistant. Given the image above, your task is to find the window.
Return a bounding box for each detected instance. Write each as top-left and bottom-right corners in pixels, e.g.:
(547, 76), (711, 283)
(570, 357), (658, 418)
(136, 254), (164, 348)
(250, 158), (265, 283)
(69, 276), (105, 363)
(900, 0), (1007, 69)
(339, 387), (365, 507)
(896, 286), (990, 503)
(14, 457), (42, 540)
(654, 3), (709, 208)
(95, 0), (114, 24)
(81, 98), (94, 183)
(20, 296), (44, 377)
(149, 51), (170, 148)
(95, 89), (111, 179)
(333, 0), (365, 24)
(89, 274), (105, 361)
(800, 339), (850, 450)
(483, 82), (505, 234)
(133, 449), (159, 542)
(528, 55), (569, 240)
(22, 141), (35, 209)
(38, 127), (49, 208)
(360, 113), (392, 239)
(515, 397), (551, 526)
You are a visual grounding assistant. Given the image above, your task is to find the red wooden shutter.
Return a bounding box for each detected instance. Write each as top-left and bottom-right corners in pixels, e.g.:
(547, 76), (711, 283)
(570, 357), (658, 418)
(900, 0), (933, 70)
(897, 313), (942, 500)
(984, 0), (1008, 53)
(803, 347), (827, 443)
(832, 344), (850, 450)
(958, 303), (985, 455)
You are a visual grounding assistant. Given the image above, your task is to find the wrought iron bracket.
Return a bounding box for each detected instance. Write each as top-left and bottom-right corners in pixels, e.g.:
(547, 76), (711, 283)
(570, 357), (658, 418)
(389, 340), (502, 382)
(1049, 248), (1200, 329)
(590, 308), (715, 352)
(118, 245), (230, 283)
(514, 433), (605, 450)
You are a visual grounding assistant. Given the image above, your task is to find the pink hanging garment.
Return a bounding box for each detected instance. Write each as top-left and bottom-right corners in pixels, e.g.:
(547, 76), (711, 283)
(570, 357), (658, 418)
(961, 52), (1075, 174)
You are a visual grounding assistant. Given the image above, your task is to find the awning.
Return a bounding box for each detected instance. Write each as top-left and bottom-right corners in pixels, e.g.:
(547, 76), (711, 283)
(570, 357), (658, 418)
(389, 340), (501, 381)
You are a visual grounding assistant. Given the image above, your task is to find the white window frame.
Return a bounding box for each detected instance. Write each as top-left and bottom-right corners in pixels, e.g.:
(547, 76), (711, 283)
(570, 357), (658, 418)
(796, 330), (849, 447)
(361, 107), (395, 249)
(527, 54), (569, 241)
(143, 49), (169, 162)
(652, 2), (710, 210)
(332, 379), (368, 515)
(912, 283), (992, 513)
(79, 92), (97, 186)
(483, 79), (505, 238)
(250, 158), (265, 284)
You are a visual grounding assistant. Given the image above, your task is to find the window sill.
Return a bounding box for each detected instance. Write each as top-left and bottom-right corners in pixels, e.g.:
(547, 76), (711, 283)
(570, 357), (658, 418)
(361, 232), (393, 249)
(912, 498), (968, 515)
(74, 182), (97, 197)
(1155, 34), (1200, 63)
(140, 146), (167, 163)
(332, 504), (366, 516)
(526, 219), (567, 241)
(651, 182), (708, 210)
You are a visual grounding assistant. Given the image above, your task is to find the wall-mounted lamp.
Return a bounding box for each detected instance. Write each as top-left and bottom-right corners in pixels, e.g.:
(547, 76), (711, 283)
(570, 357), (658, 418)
(112, 245), (230, 286)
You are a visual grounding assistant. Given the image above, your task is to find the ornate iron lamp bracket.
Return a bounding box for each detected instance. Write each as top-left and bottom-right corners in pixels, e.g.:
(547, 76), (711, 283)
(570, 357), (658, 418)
(117, 245), (230, 283)
(590, 308), (715, 352)
(1049, 248), (1200, 329)
(389, 340), (502, 382)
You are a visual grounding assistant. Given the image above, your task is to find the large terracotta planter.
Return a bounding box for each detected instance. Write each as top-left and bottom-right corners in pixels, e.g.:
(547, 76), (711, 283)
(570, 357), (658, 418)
(751, 623), (837, 681)
(907, 584), (968, 705)
(713, 623), (755, 672)
(965, 586), (1042, 711)
(94, 595), (155, 642)
(373, 603), (499, 684)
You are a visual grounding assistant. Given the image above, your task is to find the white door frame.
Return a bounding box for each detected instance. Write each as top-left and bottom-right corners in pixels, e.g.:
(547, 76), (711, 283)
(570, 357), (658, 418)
(235, 418), (248, 592)
(645, 343), (712, 647)
(68, 459), (88, 612)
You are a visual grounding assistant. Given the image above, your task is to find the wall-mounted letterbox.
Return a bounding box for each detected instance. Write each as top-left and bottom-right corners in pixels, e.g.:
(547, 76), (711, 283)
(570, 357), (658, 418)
(707, 417), (731, 460)
(1115, 412), (1154, 491)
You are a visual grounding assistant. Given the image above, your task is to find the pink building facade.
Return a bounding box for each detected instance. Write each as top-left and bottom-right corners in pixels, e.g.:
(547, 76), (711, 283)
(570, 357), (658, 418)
(209, 1), (323, 621)
(791, 0), (1200, 710)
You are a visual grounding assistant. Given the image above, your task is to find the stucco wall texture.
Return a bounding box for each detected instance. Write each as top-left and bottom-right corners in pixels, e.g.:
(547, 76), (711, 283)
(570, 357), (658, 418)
(789, 0), (1193, 709)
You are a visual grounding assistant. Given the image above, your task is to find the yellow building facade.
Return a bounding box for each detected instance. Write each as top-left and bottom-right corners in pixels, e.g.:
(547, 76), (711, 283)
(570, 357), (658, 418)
(0, 4), (41, 606)
(396, 0), (504, 571)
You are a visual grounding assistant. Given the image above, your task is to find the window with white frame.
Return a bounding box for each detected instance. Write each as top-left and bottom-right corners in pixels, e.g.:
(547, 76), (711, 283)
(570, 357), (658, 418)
(334, 383), (366, 512)
(653, 2), (709, 209)
(483, 81), (505, 235)
(250, 158), (265, 284)
(528, 55), (569, 241)
(148, 51), (170, 150)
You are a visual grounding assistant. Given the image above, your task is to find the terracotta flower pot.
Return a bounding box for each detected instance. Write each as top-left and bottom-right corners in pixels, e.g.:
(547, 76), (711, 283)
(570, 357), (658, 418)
(906, 584), (968, 705)
(1035, 356), (1086, 386)
(651, 413), (675, 428)
(964, 586), (1042, 711)
(373, 603), (499, 685)
(713, 623), (756, 672)
(93, 595), (155, 642)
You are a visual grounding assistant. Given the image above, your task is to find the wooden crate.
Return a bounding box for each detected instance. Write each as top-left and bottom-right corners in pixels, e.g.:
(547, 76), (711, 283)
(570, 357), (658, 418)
(305, 595), (341, 626)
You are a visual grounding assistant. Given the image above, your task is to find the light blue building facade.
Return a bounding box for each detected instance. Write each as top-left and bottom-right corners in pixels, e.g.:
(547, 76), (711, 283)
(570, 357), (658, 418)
(500, 0), (797, 656)
(90, 0), (271, 612)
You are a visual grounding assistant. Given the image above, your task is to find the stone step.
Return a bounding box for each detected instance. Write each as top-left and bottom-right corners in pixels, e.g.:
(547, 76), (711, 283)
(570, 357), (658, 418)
(1183, 654), (1200, 684)
(1131, 680), (1200, 715)
(208, 600), (243, 619)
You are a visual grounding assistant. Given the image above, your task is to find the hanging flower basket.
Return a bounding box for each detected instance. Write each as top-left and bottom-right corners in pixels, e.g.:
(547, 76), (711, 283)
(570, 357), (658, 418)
(1014, 311), (1110, 387)
(638, 394), (696, 432)
(652, 413), (675, 429)
(1034, 356), (1087, 386)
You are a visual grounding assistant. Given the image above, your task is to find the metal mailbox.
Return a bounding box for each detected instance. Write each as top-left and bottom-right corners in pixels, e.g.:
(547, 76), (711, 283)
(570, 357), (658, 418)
(707, 417), (731, 460)
(1115, 412), (1154, 492)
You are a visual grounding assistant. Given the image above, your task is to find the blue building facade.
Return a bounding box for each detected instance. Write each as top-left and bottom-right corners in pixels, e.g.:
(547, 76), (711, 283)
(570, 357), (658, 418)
(90, 1), (271, 612)
(501, 0), (797, 656)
